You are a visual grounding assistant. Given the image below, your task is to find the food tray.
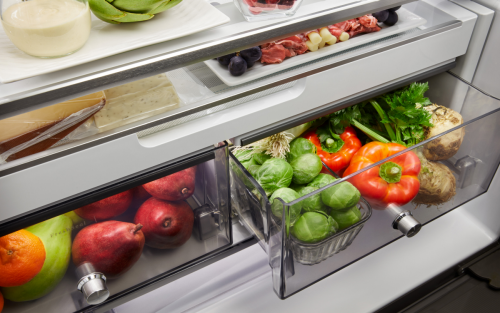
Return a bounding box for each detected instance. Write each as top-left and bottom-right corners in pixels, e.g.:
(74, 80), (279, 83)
(204, 8), (426, 86)
(289, 198), (371, 265)
(0, 0), (230, 83)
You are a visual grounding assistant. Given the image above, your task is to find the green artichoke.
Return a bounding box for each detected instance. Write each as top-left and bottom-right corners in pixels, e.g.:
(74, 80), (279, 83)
(89, 0), (184, 24)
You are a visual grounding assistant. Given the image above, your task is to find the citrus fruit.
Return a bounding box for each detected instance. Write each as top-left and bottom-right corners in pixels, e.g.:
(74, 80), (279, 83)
(0, 230), (46, 287)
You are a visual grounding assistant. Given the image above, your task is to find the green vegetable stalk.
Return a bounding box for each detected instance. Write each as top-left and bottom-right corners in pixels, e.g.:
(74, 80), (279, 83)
(328, 82), (434, 147)
(89, 0), (183, 24)
(233, 121), (316, 160)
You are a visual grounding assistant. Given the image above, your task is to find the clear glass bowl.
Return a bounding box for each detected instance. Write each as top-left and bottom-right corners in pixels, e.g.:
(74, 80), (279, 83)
(233, 0), (304, 22)
(0, 0), (91, 58)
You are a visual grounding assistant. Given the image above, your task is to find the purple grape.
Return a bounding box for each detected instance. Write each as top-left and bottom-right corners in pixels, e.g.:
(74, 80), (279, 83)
(229, 56), (247, 76)
(384, 11), (398, 26)
(388, 6), (401, 12)
(217, 53), (236, 66)
(372, 10), (389, 23)
(240, 47), (261, 68)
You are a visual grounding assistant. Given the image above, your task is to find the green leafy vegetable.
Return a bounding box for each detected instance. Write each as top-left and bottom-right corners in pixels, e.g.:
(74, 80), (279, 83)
(287, 138), (316, 163)
(270, 188), (302, 225)
(255, 158), (293, 196)
(325, 82), (433, 147)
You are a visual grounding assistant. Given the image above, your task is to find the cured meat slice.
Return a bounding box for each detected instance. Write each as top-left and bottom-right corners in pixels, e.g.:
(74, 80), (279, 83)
(284, 48), (296, 58)
(276, 38), (308, 55)
(348, 25), (381, 38)
(260, 43), (287, 64)
(333, 19), (360, 32)
(358, 15), (378, 28)
(261, 42), (273, 49)
(280, 35), (304, 43)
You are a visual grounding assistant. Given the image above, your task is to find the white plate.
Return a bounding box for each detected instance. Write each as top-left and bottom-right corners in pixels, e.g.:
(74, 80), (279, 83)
(205, 8), (426, 86)
(0, 0), (230, 83)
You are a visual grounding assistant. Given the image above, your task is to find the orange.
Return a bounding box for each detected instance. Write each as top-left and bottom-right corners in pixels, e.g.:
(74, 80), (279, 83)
(0, 229), (46, 287)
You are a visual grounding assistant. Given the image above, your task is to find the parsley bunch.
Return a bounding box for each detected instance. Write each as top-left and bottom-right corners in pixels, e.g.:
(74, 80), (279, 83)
(326, 82), (434, 147)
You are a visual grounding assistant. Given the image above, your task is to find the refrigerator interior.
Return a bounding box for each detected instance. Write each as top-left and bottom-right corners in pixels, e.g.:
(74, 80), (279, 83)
(0, 0), (497, 312)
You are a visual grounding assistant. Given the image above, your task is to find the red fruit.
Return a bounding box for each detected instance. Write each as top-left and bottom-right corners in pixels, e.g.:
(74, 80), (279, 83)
(266, 0), (280, 4)
(142, 166), (197, 201)
(75, 190), (133, 221)
(132, 185), (151, 203)
(134, 198), (194, 249)
(72, 221), (145, 278)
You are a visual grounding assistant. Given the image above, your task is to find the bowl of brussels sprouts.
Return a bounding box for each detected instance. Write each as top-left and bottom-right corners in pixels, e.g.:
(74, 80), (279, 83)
(289, 198), (371, 265)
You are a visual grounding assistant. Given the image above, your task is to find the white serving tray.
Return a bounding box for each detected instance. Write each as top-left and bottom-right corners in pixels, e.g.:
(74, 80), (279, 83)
(205, 8), (426, 86)
(0, 0), (230, 83)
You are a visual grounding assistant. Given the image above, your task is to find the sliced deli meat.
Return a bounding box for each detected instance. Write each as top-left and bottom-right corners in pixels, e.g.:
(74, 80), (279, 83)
(348, 25), (381, 38)
(358, 15), (378, 28)
(261, 43), (287, 64)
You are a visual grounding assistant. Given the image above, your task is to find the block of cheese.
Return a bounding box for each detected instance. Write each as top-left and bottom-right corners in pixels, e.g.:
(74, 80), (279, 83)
(103, 74), (172, 99)
(95, 75), (180, 132)
(0, 91), (106, 144)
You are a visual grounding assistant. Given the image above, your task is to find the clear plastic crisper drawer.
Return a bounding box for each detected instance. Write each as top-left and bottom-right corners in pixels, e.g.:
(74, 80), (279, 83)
(0, 143), (231, 313)
(229, 72), (500, 299)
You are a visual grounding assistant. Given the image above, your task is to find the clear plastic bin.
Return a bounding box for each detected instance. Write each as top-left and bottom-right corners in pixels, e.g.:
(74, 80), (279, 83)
(229, 73), (500, 299)
(0, 143), (231, 313)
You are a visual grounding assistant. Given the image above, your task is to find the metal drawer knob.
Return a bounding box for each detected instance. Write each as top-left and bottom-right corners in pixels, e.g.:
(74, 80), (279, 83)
(76, 263), (110, 305)
(392, 210), (421, 238)
(387, 204), (421, 238)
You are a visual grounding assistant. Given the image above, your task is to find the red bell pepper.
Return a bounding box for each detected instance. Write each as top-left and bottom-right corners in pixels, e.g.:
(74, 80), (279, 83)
(342, 142), (421, 209)
(303, 126), (362, 175)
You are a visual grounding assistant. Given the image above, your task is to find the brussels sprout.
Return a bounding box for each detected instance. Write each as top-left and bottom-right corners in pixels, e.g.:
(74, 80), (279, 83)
(289, 182), (306, 193)
(270, 188), (302, 225)
(298, 186), (328, 214)
(321, 181), (361, 210)
(234, 150), (257, 169)
(290, 153), (323, 184)
(247, 164), (261, 177)
(330, 206), (362, 230)
(253, 153), (272, 165)
(287, 138), (316, 163)
(292, 212), (338, 243)
(256, 158), (293, 195)
(307, 173), (337, 188)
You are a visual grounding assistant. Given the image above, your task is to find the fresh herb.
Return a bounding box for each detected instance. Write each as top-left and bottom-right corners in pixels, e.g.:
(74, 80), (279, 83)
(325, 82), (433, 147)
(327, 104), (390, 144)
(370, 82), (433, 146)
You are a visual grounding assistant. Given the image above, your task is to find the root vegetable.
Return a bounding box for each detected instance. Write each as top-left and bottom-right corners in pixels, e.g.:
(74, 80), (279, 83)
(413, 150), (456, 206)
(423, 104), (464, 160)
